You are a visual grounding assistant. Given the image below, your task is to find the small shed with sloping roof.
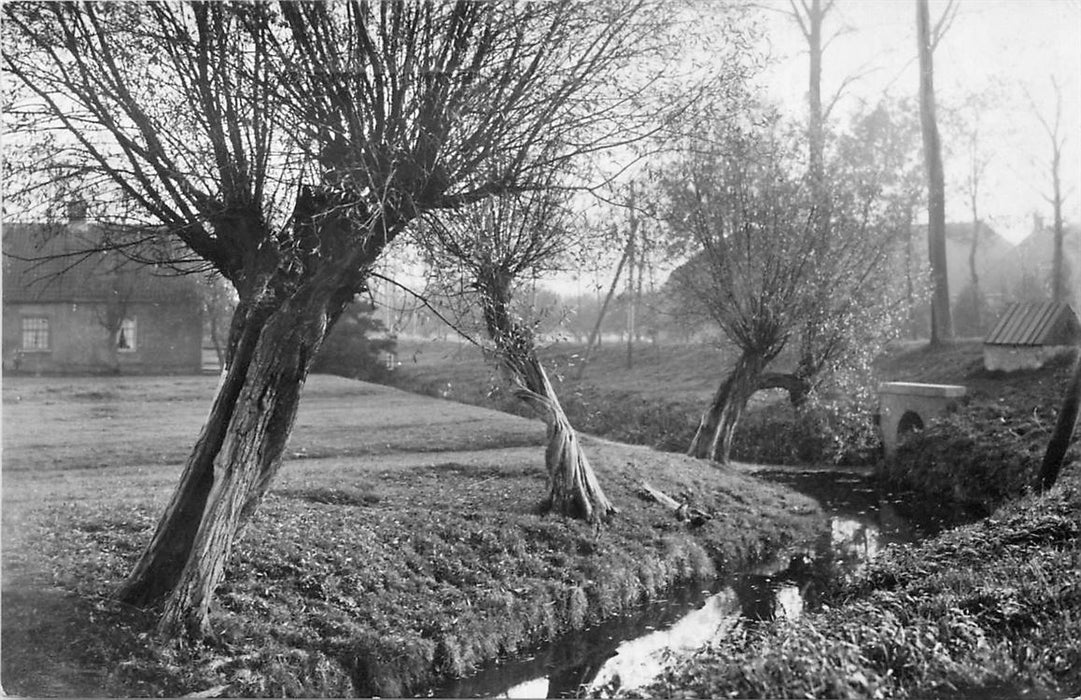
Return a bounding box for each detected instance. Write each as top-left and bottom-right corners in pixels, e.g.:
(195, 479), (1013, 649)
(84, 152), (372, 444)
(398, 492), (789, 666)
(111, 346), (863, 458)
(983, 301), (1081, 371)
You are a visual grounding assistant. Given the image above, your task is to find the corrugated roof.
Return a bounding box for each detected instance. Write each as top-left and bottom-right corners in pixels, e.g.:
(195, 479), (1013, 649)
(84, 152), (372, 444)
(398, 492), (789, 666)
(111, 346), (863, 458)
(984, 302), (1080, 346)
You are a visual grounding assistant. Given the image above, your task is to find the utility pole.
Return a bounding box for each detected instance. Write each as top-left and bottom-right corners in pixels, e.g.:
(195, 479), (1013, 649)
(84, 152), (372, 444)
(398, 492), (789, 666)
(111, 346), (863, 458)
(625, 184), (637, 370)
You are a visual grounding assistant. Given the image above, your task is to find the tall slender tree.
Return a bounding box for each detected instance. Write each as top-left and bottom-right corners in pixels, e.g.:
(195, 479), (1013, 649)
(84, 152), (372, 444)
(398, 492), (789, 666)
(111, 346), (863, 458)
(916, 0), (957, 345)
(1032, 76), (1071, 305)
(788, 0), (832, 187)
(5, 1), (663, 640)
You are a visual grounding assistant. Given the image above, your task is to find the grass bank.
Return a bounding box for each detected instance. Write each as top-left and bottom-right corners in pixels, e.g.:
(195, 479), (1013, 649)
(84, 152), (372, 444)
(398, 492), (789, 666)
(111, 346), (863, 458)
(879, 343), (1079, 512)
(390, 339), (1079, 500)
(639, 470), (1081, 698)
(1, 375), (821, 697)
(388, 339), (778, 458)
(387, 338), (1081, 698)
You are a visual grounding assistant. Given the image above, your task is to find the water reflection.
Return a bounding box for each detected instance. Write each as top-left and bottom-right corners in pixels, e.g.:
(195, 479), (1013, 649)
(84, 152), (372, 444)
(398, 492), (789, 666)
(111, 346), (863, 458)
(427, 470), (980, 698)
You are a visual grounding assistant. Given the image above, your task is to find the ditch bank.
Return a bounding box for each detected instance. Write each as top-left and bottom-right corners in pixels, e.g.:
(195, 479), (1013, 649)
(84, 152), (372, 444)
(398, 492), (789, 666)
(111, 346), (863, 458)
(426, 466), (983, 698)
(639, 471), (1081, 699)
(0, 376), (825, 698)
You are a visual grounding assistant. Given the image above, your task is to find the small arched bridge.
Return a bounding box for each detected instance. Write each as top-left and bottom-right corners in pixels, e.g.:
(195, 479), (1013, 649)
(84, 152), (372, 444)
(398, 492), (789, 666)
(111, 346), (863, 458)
(878, 381), (967, 458)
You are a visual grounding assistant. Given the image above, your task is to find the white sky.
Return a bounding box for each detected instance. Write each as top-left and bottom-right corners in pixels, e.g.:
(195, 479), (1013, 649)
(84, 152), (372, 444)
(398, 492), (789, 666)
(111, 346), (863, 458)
(755, 0), (1081, 243)
(538, 0), (1081, 297)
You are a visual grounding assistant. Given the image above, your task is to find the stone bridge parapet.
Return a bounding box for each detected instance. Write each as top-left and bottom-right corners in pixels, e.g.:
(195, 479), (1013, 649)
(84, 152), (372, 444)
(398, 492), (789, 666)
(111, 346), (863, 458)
(878, 382), (966, 458)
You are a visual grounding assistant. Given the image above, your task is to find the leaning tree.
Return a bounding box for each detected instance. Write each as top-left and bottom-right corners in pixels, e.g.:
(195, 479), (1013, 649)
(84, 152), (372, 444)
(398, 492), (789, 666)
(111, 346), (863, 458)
(663, 114), (908, 464)
(419, 188), (617, 522)
(4, 0), (663, 640)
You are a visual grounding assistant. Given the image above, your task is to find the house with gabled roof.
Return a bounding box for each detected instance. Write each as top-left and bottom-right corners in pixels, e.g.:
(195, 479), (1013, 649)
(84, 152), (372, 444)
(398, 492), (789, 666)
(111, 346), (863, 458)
(2, 209), (204, 374)
(983, 301), (1081, 372)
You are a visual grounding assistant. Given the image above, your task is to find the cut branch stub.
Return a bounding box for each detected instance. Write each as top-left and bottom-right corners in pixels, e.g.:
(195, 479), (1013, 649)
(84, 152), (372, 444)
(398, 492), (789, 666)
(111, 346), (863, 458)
(639, 481), (712, 528)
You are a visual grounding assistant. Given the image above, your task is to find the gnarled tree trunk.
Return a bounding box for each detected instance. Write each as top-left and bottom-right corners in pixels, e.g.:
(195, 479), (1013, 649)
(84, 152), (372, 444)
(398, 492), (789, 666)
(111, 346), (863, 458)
(516, 356), (616, 523)
(117, 188), (382, 637)
(758, 371), (811, 408)
(480, 274), (616, 523)
(688, 352), (768, 463)
(155, 287), (347, 638)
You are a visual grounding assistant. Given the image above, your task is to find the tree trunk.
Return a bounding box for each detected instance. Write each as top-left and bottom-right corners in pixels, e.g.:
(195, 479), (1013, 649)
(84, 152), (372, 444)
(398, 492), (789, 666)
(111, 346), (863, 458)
(155, 293), (340, 638)
(917, 0), (953, 346)
(117, 305), (267, 607)
(758, 371), (810, 408)
(578, 217), (637, 380)
(1039, 350), (1081, 491)
(1051, 149), (1066, 304)
(482, 276), (616, 523)
(518, 356), (616, 523)
(807, 0), (825, 189)
(688, 352), (766, 464)
(969, 214), (981, 334)
(117, 186), (384, 640)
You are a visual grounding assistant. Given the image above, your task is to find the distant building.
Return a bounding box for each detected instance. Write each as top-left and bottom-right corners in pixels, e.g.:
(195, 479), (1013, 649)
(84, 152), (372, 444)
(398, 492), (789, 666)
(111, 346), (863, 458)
(912, 218), (1081, 337)
(983, 302), (1081, 372)
(2, 212), (204, 374)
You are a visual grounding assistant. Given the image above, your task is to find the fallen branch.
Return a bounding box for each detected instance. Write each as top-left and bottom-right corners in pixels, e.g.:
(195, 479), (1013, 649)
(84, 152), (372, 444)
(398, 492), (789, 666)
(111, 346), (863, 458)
(639, 481), (712, 527)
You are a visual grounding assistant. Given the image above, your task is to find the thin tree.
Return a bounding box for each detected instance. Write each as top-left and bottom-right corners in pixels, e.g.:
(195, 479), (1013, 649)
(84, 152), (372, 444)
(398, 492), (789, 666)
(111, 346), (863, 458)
(916, 0), (957, 345)
(1031, 75), (1071, 305)
(5, 1), (660, 640)
(575, 226), (633, 380)
(420, 190), (617, 522)
(963, 117), (990, 334)
(788, 0), (832, 186)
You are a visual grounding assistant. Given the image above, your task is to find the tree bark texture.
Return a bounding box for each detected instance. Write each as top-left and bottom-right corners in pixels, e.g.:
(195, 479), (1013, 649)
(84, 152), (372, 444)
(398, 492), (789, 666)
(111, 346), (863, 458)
(117, 188), (380, 638)
(758, 371), (811, 408)
(116, 313), (261, 607)
(917, 0), (953, 345)
(155, 295), (338, 638)
(1040, 351), (1081, 491)
(481, 275), (616, 523)
(687, 352), (767, 464)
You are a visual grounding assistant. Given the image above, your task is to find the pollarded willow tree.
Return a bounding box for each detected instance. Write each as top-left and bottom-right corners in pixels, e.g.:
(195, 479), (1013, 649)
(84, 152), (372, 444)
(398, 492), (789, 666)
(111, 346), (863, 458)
(663, 114), (908, 464)
(419, 188), (617, 522)
(4, 0), (666, 640)
(757, 102), (922, 411)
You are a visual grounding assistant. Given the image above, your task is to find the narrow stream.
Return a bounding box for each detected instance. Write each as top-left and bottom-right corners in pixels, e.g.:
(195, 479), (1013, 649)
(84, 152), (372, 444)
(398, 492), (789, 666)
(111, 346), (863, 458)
(426, 468), (981, 699)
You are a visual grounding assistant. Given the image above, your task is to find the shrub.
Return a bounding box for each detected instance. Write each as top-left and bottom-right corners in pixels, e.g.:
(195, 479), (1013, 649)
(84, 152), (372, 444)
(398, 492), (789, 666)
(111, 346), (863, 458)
(882, 409), (1056, 513)
(732, 400), (882, 467)
(312, 301), (396, 382)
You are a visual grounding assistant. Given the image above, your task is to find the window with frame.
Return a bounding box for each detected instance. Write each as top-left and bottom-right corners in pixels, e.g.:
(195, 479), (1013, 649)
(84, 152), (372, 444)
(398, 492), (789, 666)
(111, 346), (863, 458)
(21, 317), (50, 351)
(116, 317), (137, 352)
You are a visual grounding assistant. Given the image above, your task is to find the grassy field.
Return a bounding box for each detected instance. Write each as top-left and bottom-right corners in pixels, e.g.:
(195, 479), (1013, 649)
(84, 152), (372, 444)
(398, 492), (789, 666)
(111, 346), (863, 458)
(391, 338), (1078, 477)
(1, 374), (822, 697)
(389, 338), (776, 457)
